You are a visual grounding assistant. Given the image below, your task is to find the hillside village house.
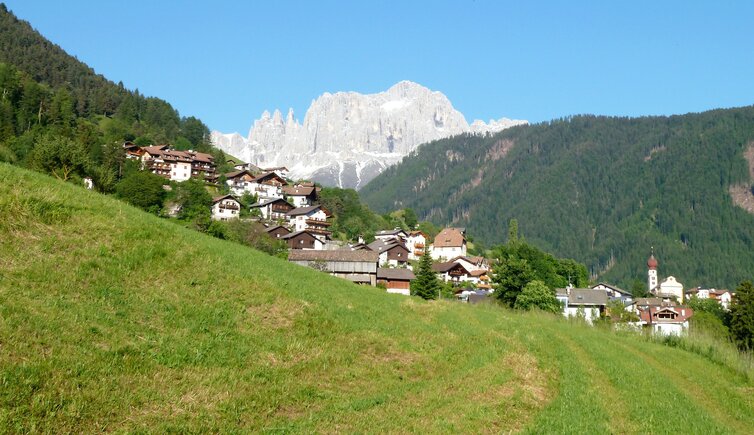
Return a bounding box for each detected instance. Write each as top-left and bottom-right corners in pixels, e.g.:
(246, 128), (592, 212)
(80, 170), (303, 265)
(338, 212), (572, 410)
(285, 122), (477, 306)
(265, 225), (291, 239)
(375, 229), (408, 242)
(433, 261), (489, 286)
(288, 249), (379, 285)
(225, 171), (288, 201)
(555, 287), (608, 324)
(405, 231), (427, 260)
(211, 195), (241, 221)
(251, 198), (295, 220)
(367, 239), (410, 267)
(286, 205), (332, 236)
(140, 145), (217, 182)
(282, 183), (318, 207)
(636, 302), (694, 336)
(225, 169), (257, 196)
(591, 282), (634, 304)
(282, 230), (327, 250)
(685, 287), (736, 310)
(377, 268), (415, 295)
(431, 228), (467, 260)
(251, 172), (288, 201)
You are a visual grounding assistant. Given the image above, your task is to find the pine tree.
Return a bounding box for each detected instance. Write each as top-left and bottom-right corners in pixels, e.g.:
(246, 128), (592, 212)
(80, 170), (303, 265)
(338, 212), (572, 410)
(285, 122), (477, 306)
(411, 248), (440, 300)
(730, 280), (754, 350)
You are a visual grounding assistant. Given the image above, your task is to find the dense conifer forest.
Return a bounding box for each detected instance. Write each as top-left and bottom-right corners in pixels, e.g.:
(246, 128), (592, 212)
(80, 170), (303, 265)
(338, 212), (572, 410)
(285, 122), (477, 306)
(361, 109), (754, 289)
(0, 4), (227, 192)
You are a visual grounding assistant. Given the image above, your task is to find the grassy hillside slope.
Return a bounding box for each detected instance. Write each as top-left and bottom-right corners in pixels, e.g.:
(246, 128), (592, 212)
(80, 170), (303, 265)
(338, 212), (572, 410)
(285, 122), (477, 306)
(1, 164), (753, 432)
(361, 107), (754, 289)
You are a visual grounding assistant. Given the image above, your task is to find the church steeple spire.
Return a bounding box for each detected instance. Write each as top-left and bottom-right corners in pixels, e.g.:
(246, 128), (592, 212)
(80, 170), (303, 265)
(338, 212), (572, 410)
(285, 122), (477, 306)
(647, 247), (659, 292)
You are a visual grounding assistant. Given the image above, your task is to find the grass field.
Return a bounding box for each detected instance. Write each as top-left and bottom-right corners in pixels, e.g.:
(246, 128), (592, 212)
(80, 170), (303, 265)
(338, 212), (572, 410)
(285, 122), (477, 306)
(1, 163), (753, 433)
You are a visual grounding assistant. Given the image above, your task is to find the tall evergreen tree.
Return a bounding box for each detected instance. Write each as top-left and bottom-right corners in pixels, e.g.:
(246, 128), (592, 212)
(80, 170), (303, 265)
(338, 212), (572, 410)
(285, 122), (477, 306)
(730, 280), (754, 350)
(411, 248), (441, 300)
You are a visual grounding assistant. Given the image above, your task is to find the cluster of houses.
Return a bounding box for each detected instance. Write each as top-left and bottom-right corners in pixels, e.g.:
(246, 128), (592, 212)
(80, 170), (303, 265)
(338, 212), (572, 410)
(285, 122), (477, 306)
(555, 253), (737, 336)
(121, 143), (736, 337)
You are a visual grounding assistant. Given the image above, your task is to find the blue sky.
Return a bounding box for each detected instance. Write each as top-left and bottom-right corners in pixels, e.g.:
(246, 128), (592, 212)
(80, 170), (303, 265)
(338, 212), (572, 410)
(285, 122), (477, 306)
(5, 1), (754, 134)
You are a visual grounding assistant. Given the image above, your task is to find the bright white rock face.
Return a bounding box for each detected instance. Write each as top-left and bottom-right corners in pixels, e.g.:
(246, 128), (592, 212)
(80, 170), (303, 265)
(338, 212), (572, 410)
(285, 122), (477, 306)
(211, 81), (526, 189)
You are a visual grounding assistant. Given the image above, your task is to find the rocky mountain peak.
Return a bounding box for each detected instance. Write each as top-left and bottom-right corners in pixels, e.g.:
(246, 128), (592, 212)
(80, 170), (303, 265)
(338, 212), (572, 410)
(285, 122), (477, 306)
(211, 81), (526, 189)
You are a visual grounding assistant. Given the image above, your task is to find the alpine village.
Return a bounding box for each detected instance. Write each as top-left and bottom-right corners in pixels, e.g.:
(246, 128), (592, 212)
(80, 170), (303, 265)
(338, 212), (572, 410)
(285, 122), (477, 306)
(1, 2), (754, 433)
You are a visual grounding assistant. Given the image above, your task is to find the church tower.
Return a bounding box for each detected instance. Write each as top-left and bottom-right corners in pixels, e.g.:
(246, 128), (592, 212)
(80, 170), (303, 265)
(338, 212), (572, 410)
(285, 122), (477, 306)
(647, 250), (659, 293)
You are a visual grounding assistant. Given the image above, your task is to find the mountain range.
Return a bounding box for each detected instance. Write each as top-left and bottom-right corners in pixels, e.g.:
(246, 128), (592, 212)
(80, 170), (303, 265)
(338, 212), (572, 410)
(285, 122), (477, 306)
(211, 81), (526, 189)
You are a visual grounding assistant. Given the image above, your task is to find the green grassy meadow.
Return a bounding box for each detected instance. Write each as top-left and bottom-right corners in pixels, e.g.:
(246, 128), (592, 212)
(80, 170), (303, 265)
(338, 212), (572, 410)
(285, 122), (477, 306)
(1, 163), (753, 433)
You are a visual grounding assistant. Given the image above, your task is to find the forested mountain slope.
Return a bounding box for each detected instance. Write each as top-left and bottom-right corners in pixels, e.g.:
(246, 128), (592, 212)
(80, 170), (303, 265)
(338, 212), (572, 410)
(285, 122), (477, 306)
(0, 3), (211, 149)
(361, 107), (754, 289)
(2, 163), (754, 431)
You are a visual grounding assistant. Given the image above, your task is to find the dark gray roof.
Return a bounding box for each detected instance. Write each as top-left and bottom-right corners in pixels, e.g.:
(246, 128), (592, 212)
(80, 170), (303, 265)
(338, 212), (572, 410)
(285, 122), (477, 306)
(265, 225), (290, 234)
(286, 205), (322, 217)
(562, 289), (608, 306)
(367, 239), (408, 253)
(377, 268), (415, 280)
(288, 249), (379, 263)
(280, 230), (323, 241)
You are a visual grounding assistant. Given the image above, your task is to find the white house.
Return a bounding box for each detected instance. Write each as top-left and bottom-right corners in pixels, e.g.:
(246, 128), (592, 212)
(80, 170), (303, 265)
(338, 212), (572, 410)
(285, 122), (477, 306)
(430, 228), (467, 260)
(251, 198), (295, 220)
(282, 184), (318, 207)
(405, 231), (427, 260)
(591, 282), (633, 304)
(211, 195), (241, 221)
(653, 276), (684, 302)
(636, 304), (694, 336)
(432, 261), (488, 286)
(375, 229), (408, 242)
(286, 205), (331, 236)
(225, 170), (257, 196)
(556, 287), (607, 324)
(249, 172), (288, 201)
(685, 288), (736, 310)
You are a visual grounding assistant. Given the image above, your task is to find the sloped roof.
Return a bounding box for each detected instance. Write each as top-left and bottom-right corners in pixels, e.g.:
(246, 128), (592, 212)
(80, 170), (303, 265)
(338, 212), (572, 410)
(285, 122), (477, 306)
(286, 205), (329, 217)
(282, 185), (315, 196)
(265, 225), (291, 234)
(253, 171), (288, 185)
(433, 228), (466, 248)
(592, 282), (632, 296)
(252, 198), (294, 208)
(432, 261), (471, 275)
(212, 194), (239, 204)
(567, 289), (608, 306)
(377, 268), (415, 280)
(367, 239), (408, 253)
(280, 230), (323, 241)
(288, 249), (379, 262)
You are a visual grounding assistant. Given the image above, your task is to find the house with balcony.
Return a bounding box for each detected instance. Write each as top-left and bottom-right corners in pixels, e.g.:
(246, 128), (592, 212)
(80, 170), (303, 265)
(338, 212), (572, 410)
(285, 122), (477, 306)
(249, 172), (288, 201)
(140, 145), (216, 182)
(251, 198), (295, 220)
(286, 205), (332, 237)
(211, 195), (241, 221)
(282, 183), (318, 207)
(406, 231), (427, 259)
